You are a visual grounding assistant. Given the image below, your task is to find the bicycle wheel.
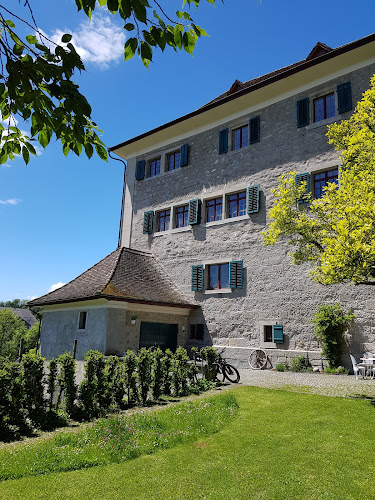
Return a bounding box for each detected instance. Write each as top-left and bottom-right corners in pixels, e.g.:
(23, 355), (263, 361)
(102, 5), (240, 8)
(223, 364), (240, 383)
(215, 363), (225, 382)
(248, 349), (267, 370)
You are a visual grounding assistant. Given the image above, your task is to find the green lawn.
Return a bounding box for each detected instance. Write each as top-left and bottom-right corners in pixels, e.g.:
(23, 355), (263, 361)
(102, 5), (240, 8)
(1, 386), (375, 499)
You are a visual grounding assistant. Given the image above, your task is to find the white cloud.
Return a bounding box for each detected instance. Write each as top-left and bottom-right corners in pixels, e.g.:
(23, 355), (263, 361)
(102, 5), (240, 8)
(0, 198), (21, 205)
(27, 296), (38, 301)
(2, 163), (11, 168)
(48, 13), (125, 70)
(49, 282), (66, 292)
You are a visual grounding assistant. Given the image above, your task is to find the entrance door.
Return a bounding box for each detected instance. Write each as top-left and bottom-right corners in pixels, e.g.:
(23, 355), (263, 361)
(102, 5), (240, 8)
(139, 322), (178, 351)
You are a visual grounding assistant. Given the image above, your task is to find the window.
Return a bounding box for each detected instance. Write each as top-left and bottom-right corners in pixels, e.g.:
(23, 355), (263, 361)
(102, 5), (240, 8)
(190, 324), (204, 341)
(175, 204), (189, 228)
(78, 311), (87, 330)
(149, 157), (160, 177)
(206, 197), (223, 222)
(167, 151), (180, 171)
(208, 263), (230, 290)
(314, 93), (335, 122)
(227, 191), (247, 218)
(263, 324), (284, 344)
(157, 209), (170, 232)
(232, 125), (248, 150)
(314, 168), (339, 199)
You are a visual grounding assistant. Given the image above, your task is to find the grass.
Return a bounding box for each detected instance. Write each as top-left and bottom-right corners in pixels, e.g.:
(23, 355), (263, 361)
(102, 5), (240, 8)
(0, 392), (238, 481)
(1, 386), (375, 499)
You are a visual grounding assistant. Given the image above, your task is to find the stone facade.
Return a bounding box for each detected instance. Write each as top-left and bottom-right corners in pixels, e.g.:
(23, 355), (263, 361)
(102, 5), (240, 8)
(118, 57), (375, 368)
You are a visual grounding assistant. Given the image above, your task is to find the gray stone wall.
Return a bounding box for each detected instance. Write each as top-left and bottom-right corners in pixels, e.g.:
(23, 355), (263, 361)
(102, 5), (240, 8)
(124, 63), (375, 366)
(40, 308), (108, 360)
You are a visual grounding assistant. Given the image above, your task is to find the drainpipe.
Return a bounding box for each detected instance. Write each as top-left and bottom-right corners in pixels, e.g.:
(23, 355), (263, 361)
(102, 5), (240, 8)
(108, 150), (127, 248)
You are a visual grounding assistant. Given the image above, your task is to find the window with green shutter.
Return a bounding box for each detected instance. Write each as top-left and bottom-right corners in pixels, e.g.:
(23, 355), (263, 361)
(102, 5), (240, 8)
(143, 211), (154, 234)
(219, 128), (228, 154)
(297, 98), (309, 127)
(249, 116), (260, 144)
(188, 199), (201, 225)
(295, 173), (310, 203)
(136, 160), (146, 181)
(230, 261), (243, 289)
(337, 82), (352, 114)
(247, 185), (259, 214)
(191, 265), (204, 292)
(273, 324), (284, 343)
(180, 144), (189, 167)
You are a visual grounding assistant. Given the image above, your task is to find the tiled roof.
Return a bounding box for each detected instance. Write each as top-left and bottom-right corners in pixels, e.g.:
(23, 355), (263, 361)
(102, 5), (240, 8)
(201, 42), (333, 108)
(28, 248), (196, 308)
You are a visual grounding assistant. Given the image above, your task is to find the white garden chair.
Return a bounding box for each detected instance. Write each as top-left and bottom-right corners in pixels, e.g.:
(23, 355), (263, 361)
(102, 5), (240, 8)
(350, 355), (366, 380)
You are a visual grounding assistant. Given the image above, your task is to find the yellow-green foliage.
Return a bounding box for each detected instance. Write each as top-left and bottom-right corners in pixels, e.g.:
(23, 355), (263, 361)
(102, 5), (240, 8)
(264, 75), (375, 285)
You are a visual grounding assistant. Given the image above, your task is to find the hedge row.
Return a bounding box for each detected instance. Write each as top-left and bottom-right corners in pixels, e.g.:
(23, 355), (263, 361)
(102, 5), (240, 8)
(0, 346), (218, 441)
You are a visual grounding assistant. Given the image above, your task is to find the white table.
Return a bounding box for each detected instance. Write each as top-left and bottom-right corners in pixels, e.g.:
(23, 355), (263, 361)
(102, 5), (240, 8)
(359, 358), (375, 379)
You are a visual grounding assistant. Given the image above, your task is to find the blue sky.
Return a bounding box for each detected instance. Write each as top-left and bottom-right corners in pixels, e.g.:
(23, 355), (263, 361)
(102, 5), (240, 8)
(1, 0), (375, 301)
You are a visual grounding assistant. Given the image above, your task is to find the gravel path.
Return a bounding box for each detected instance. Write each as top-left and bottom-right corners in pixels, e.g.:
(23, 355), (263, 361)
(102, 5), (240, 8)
(236, 369), (375, 398)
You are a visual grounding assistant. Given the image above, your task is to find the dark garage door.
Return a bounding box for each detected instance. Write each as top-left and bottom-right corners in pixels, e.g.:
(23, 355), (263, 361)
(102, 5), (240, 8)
(139, 322), (178, 351)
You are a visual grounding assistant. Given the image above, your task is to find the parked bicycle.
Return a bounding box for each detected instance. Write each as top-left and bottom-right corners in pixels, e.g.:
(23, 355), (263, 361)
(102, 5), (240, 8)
(214, 349), (241, 383)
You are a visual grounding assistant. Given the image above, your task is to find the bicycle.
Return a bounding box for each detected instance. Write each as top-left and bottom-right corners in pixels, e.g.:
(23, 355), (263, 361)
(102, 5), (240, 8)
(214, 349), (241, 383)
(248, 348), (269, 370)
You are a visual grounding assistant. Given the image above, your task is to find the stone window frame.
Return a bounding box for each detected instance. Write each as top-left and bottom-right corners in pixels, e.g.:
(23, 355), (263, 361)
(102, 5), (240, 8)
(174, 203), (189, 228)
(312, 166), (339, 199)
(201, 258), (233, 295)
(305, 86), (340, 130)
(138, 143), (186, 183)
(231, 124), (249, 151)
(258, 320), (279, 349)
(227, 121), (250, 153)
(77, 310), (88, 331)
(155, 208), (171, 232)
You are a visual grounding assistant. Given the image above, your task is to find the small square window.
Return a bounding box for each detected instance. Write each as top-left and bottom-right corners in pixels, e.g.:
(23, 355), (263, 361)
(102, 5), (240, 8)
(264, 325), (273, 343)
(314, 93), (335, 122)
(232, 125), (248, 150)
(208, 263), (230, 290)
(190, 324), (204, 341)
(157, 209), (170, 232)
(175, 204), (189, 228)
(167, 151), (181, 171)
(149, 157), (161, 177)
(314, 168), (339, 199)
(78, 311), (87, 330)
(206, 197), (223, 222)
(227, 191), (246, 218)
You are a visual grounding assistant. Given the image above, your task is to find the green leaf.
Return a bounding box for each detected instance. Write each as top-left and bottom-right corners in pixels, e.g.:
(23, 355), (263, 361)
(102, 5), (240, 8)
(132, 2), (147, 23)
(62, 34), (73, 43)
(26, 35), (38, 45)
(38, 129), (51, 148)
(25, 142), (37, 156)
(22, 147), (30, 165)
(95, 144), (108, 161)
(124, 38), (138, 60)
(84, 143), (94, 159)
(124, 23), (135, 31)
(5, 20), (16, 28)
(140, 42), (152, 62)
(107, 0), (119, 12)
(13, 44), (24, 56)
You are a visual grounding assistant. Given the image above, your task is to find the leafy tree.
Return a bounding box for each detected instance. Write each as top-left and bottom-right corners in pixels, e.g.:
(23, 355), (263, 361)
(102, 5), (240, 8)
(0, 299), (28, 308)
(0, 1), (217, 165)
(0, 308), (27, 360)
(263, 75), (375, 285)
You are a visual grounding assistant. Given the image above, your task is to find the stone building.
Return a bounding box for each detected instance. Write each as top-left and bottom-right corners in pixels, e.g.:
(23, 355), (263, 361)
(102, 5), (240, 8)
(30, 34), (375, 367)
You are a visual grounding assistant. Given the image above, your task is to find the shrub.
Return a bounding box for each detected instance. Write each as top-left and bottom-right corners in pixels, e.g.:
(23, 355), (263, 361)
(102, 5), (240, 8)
(105, 356), (124, 409)
(47, 358), (57, 411)
(324, 365), (348, 375)
(123, 350), (138, 405)
(79, 350), (107, 417)
(162, 349), (173, 396)
(290, 355), (307, 372)
(200, 346), (218, 381)
(151, 347), (164, 401)
(56, 352), (77, 416)
(276, 363), (285, 372)
(311, 304), (355, 368)
(172, 347), (190, 396)
(21, 351), (45, 423)
(137, 348), (152, 405)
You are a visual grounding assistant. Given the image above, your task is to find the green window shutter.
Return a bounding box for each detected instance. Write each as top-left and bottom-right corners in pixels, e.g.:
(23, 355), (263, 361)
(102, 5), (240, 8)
(337, 82), (352, 114)
(295, 173), (310, 203)
(192, 265), (204, 292)
(143, 211), (154, 234)
(188, 198), (201, 225)
(196, 324), (204, 341)
(247, 184), (259, 214)
(273, 324), (284, 343)
(136, 160), (146, 181)
(230, 261), (243, 289)
(297, 98), (309, 127)
(218, 128), (228, 154)
(180, 144), (189, 166)
(249, 116), (260, 144)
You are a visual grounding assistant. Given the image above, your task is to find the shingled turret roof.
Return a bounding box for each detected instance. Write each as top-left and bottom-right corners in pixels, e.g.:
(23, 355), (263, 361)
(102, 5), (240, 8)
(28, 247), (196, 308)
